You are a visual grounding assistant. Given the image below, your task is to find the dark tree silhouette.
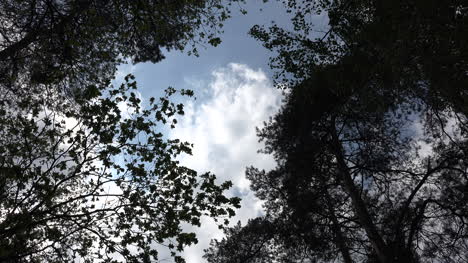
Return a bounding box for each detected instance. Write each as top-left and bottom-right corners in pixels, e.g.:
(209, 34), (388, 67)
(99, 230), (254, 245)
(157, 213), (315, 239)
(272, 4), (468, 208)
(0, 0), (242, 262)
(0, 0), (235, 92)
(206, 1), (468, 262)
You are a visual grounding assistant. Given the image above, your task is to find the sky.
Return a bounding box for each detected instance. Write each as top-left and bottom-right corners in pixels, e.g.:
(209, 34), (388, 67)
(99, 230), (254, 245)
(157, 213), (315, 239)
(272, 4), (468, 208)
(115, 1), (290, 262)
(171, 63), (282, 262)
(123, 1), (289, 97)
(116, 63), (282, 262)
(115, 1), (327, 261)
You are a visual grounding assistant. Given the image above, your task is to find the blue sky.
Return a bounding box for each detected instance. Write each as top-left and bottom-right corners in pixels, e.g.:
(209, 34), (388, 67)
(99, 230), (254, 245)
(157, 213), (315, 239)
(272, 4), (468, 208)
(121, 1), (292, 96)
(115, 1), (294, 261)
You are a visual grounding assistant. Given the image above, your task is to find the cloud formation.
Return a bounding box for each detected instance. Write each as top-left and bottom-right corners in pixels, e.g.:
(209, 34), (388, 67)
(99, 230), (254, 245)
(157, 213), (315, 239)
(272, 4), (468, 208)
(168, 63), (282, 262)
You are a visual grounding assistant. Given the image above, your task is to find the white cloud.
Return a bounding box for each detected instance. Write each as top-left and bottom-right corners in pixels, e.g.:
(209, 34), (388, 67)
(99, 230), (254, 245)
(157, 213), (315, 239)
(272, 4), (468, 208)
(169, 63), (282, 262)
(114, 61), (137, 81)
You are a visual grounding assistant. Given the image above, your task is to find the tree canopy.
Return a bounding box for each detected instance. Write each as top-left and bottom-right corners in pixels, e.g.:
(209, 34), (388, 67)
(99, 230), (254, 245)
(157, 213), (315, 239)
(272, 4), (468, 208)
(206, 1), (468, 262)
(0, 0), (235, 93)
(0, 0), (242, 262)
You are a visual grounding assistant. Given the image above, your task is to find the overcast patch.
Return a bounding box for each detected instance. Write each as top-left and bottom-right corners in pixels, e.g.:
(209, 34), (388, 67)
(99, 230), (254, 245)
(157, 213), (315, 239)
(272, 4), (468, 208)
(168, 63), (282, 262)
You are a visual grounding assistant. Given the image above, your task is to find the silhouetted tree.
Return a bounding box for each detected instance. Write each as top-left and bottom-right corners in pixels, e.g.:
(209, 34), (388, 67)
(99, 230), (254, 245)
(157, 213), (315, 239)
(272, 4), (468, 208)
(0, 1), (242, 262)
(206, 1), (468, 262)
(0, 77), (240, 262)
(0, 0), (236, 92)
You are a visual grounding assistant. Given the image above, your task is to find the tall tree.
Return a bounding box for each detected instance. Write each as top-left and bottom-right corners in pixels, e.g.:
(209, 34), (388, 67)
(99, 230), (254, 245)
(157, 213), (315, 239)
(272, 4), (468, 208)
(206, 1), (468, 262)
(0, 0), (243, 262)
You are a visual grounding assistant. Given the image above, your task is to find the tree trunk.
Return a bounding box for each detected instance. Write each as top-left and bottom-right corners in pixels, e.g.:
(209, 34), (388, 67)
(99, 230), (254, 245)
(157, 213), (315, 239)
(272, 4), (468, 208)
(330, 119), (391, 263)
(325, 190), (354, 263)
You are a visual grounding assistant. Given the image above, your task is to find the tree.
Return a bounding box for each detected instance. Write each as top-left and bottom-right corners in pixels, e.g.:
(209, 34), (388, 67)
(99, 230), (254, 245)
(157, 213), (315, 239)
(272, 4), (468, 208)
(0, 76), (240, 262)
(0, 0), (236, 93)
(0, 0), (243, 262)
(206, 1), (468, 262)
(204, 216), (333, 263)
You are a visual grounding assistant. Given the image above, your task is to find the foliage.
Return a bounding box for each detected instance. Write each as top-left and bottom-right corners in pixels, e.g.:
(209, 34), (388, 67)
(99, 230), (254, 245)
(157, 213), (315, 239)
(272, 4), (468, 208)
(204, 216), (330, 263)
(251, 0), (468, 100)
(0, 76), (240, 262)
(0, 0), (240, 92)
(0, 1), (246, 262)
(207, 1), (468, 263)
